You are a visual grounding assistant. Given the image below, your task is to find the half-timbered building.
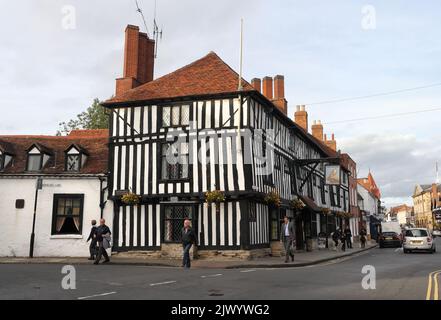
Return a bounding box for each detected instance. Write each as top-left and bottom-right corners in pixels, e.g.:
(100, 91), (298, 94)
(103, 25), (351, 258)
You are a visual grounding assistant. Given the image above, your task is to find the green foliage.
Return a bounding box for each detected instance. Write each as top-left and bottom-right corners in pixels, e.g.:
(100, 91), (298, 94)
(264, 190), (281, 208)
(57, 98), (108, 136)
(121, 192), (141, 205)
(205, 190), (226, 205)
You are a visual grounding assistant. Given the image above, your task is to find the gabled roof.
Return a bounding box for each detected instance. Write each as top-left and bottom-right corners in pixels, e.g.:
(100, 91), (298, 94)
(0, 140), (15, 155)
(0, 130), (109, 175)
(357, 172), (381, 199)
(104, 52), (255, 105)
(27, 142), (54, 155)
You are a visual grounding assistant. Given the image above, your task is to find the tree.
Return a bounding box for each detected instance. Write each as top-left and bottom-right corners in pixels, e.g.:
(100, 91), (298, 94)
(57, 98), (108, 135)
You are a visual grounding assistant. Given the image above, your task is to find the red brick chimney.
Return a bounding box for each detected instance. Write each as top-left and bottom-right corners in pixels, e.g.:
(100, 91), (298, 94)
(324, 133), (337, 151)
(116, 25), (155, 96)
(262, 77), (273, 100)
(312, 120), (324, 141)
(272, 75), (287, 115)
(295, 105), (308, 131)
(251, 78), (261, 93)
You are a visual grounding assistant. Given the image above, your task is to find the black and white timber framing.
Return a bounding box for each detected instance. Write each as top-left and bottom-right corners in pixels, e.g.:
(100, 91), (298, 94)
(106, 92), (350, 252)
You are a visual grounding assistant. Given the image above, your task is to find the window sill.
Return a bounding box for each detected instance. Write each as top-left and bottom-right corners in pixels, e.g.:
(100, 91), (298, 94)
(50, 235), (83, 239)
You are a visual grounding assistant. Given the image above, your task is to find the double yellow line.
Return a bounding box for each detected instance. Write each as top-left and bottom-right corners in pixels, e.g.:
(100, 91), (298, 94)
(426, 270), (441, 300)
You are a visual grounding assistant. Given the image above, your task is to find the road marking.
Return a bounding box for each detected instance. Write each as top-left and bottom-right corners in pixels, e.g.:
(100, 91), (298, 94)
(149, 280), (177, 287)
(77, 291), (117, 300)
(426, 270), (441, 300)
(201, 274), (223, 278)
(240, 269), (256, 273)
(394, 248), (402, 253)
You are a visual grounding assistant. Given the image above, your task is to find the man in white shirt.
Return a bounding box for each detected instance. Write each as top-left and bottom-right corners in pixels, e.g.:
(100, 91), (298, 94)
(280, 216), (295, 263)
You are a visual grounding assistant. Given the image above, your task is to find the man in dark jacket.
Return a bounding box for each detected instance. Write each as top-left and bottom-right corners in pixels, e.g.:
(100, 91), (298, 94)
(182, 219), (197, 269)
(86, 220), (98, 260)
(344, 225), (353, 249)
(94, 219), (111, 265)
(280, 216), (295, 263)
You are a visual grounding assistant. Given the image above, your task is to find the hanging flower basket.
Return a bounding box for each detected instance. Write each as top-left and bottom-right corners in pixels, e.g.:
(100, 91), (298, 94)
(121, 192), (141, 205)
(205, 190), (225, 214)
(264, 190), (281, 208)
(205, 190), (225, 205)
(321, 207), (331, 215)
(290, 198), (305, 211)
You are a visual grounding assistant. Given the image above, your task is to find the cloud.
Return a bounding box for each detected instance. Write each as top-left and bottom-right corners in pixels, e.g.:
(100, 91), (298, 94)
(340, 133), (439, 207)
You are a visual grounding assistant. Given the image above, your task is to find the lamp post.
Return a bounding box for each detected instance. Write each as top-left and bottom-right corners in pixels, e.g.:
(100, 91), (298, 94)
(29, 177), (43, 258)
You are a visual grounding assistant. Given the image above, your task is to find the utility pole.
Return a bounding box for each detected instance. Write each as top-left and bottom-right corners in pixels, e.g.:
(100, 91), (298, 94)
(29, 177), (43, 258)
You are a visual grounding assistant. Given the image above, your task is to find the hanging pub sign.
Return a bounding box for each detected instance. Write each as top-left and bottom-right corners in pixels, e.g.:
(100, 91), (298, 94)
(324, 164), (341, 185)
(433, 208), (441, 222)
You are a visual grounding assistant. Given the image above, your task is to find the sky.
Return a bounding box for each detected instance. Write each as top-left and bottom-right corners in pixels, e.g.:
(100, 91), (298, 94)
(1, 0), (440, 207)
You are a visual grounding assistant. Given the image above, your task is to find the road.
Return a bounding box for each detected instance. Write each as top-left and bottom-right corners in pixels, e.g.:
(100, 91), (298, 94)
(0, 240), (440, 300)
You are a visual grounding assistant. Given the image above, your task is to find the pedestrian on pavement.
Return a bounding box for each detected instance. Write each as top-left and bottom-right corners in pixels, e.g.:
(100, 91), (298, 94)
(182, 219), (197, 269)
(94, 218), (111, 265)
(360, 227), (367, 248)
(340, 230), (346, 251)
(86, 219), (98, 260)
(281, 216), (295, 263)
(344, 225), (353, 249)
(332, 229), (341, 251)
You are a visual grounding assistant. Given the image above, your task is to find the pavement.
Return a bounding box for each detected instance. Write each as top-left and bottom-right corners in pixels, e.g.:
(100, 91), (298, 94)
(0, 239), (440, 300)
(0, 243), (377, 269)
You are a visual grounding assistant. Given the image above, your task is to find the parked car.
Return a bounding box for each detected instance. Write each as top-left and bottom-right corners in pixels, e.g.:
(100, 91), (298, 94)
(432, 230), (441, 238)
(379, 231), (402, 248)
(403, 228), (436, 254)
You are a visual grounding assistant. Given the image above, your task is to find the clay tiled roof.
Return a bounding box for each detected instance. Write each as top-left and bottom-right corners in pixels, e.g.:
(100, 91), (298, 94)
(357, 173), (381, 199)
(0, 130), (109, 175)
(104, 52), (255, 105)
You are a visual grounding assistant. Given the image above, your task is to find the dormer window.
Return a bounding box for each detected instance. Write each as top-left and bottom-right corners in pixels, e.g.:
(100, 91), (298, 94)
(65, 144), (88, 172)
(26, 144), (51, 172)
(0, 141), (15, 171)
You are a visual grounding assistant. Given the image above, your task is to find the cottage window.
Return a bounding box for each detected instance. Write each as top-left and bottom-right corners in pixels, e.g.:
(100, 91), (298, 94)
(162, 105), (190, 127)
(164, 205), (194, 242)
(27, 154), (43, 171)
(0, 152), (12, 171)
(67, 154), (80, 171)
(161, 142), (189, 180)
(51, 194), (84, 235)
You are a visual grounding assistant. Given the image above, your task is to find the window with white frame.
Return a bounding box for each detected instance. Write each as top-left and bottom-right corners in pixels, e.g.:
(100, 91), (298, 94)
(26, 146), (50, 172)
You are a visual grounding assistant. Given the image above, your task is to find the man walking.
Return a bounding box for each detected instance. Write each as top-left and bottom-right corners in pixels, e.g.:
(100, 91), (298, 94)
(281, 216), (295, 263)
(94, 218), (111, 265)
(86, 220), (98, 260)
(182, 219), (197, 269)
(360, 227), (367, 248)
(344, 225), (353, 249)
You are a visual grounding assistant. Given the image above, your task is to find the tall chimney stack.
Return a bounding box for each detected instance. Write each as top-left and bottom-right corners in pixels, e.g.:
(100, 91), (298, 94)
(294, 105), (308, 131)
(251, 78), (261, 93)
(324, 133), (337, 151)
(272, 75), (287, 115)
(262, 77), (273, 100)
(116, 25), (155, 96)
(312, 120), (324, 141)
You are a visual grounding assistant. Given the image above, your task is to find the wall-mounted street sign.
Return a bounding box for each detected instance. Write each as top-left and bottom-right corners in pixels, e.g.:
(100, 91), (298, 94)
(325, 164), (341, 185)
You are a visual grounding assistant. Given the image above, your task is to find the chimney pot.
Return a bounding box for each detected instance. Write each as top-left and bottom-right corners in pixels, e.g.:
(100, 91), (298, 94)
(312, 119), (324, 141)
(294, 105), (308, 131)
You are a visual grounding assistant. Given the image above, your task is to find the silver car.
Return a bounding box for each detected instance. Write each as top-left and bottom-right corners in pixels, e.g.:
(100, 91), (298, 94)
(432, 230), (441, 237)
(403, 228), (436, 254)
